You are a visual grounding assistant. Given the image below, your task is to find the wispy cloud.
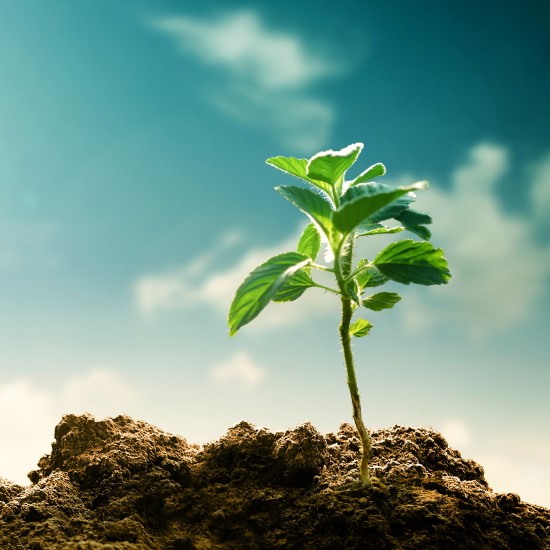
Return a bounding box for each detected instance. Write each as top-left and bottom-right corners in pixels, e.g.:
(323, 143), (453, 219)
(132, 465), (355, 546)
(0, 369), (140, 485)
(402, 143), (550, 337)
(210, 351), (265, 389)
(134, 227), (336, 331)
(148, 10), (351, 151)
(134, 229), (245, 318)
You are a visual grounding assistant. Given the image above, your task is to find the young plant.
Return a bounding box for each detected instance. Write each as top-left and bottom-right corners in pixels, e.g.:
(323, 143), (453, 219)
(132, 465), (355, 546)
(228, 143), (450, 488)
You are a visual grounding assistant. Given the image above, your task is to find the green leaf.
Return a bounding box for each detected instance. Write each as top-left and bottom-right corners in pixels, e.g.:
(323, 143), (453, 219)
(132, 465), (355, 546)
(395, 209), (432, 240)
(276, 185), (336, 245)
(297, 223), (321, 260)
(346, 279), (361, 306)
(357, 224), (405, 236)
(228, 252), (311, 335)
(306, 143), (363, 185)
(350, 163), (387, 185)
(396, 209), (432, 226)
(332, 181), (428, 235)
(350, 318), (373, 338)
(373, 239), (451, 285)
(346, 182), (416, 229)
(355, 260), (388, 288)
(266, 156), (333, 197)
(273, 269), (315, 302)
(362, 292), (402, 311)
(404, 224), (432, 240)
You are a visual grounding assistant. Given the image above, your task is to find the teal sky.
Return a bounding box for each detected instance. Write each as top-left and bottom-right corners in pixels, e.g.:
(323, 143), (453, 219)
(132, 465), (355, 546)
(1, 1), (549, 507)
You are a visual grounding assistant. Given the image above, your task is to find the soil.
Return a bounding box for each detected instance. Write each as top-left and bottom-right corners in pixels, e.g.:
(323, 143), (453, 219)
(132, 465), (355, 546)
(1, 414), (548, 549)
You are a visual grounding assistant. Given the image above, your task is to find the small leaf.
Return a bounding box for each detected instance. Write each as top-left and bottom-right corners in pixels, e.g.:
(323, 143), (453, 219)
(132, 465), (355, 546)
(396, 209), (432, 226)
(355, 260), (388, 289)
(395, 209), (432, 240)
(266, 156), (333, 196)
(297, 223), (321, 260)
(266, 156), (309, 180)
(357, 224), (405, 236)
(404, 224), (432, 240)
(333, 181), (428, 234)
(273, 269), (315, 302)
(374, 239), (451, 285)
(306, 143), (364, 185)
(276, 185), (336, 246)
(346, 279), (361, 306)
(350, 163), (387, 185)
(228, 252), (311, 335)
(362, 292), (402, 311)
(350, 318), (373, 338)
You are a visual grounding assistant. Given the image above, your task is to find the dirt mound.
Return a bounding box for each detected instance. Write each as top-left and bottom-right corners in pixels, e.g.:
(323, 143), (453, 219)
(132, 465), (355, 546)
(1, 414), (548, 549)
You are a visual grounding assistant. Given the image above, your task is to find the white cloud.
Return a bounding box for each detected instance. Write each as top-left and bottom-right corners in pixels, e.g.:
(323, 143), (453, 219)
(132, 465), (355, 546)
(149, 10), (349, 151)
(403, 143), (550, 337)
(61, 370), (139, 419)
(0, 369), (140, 486)
(152, 11), (335, 91)
(474, 427), (550, 508)
(134, 230), (243, 318)
(436, 417), (550, 508)
(478, 452), (550, 509)
(210, 351), (265, 388)
(209, 83), (334, 152)
(437, 418), (472, 449)
(134, 227), (336, 331)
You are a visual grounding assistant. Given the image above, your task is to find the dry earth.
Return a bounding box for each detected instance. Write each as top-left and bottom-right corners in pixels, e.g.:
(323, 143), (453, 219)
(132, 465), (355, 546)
(1, 414), (549, 549)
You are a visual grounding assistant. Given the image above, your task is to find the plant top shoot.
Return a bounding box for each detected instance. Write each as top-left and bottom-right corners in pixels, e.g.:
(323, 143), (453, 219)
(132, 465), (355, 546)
(228, 143), (450, 488)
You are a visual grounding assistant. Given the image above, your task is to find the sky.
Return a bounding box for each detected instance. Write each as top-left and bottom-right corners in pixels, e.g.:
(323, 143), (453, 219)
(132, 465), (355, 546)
(0, 0), (549, 507)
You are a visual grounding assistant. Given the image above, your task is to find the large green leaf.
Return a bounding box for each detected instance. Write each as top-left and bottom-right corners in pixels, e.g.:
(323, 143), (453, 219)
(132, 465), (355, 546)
(346, 182), (416, 229)
(276, 185), (336, 244)
(362, 292), (402, 311)
(228, 252), (311, 335)
(273, 269), (315, 302)
(332, 181), (428, 234)
(297, 223), (321, 260)
(306, 143), (363, 185)
(350, 162), (387, 185)
(266, 156), (333, 197)
(349, 318), (373, 338)
(373, 239), (451, 285)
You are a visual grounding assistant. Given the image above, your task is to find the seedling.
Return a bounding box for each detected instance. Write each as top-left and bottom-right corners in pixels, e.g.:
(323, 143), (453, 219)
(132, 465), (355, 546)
(228, 143), (450, 487)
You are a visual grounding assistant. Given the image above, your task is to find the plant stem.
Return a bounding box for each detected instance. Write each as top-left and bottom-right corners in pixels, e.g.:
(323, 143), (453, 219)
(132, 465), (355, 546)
(339, 295), (372, 487)
(334, 236), (372, 487)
